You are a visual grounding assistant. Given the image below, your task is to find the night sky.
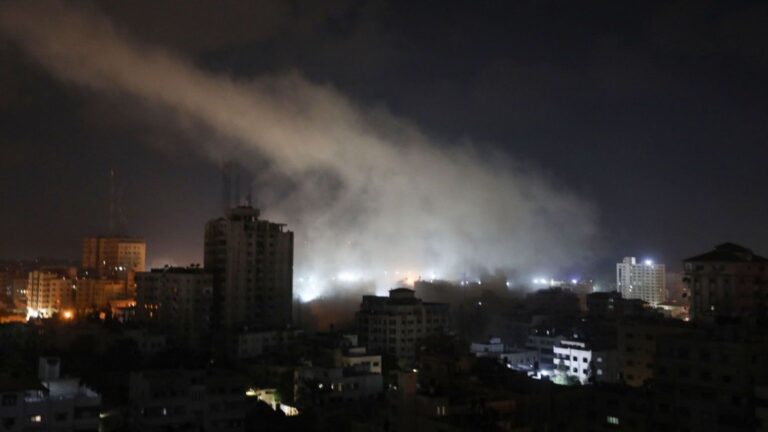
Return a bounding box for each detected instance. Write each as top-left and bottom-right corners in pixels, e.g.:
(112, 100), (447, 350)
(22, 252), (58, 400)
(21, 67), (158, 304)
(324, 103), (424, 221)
(1, 0), (767, 281)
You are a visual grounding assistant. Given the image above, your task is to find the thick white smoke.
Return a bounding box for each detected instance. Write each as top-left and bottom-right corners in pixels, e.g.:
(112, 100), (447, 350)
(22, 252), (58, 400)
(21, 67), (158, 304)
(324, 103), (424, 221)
(0, 1), (598, 300)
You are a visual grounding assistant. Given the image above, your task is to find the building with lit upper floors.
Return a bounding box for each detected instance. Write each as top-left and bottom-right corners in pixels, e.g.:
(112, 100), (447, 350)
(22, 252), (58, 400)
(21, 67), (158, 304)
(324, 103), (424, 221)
(617, 257), (666, 307)
(82, 236), (146, 276)
(356, 288), (449, 367)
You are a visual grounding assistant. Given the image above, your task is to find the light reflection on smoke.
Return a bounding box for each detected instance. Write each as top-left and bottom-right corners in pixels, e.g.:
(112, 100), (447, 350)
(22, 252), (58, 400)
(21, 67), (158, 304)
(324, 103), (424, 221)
(0, 0), (600, 301)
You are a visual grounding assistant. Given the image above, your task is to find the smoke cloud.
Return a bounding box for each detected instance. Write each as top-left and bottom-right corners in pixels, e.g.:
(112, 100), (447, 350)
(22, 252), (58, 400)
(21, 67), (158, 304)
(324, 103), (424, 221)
(0, 1), (598, 300)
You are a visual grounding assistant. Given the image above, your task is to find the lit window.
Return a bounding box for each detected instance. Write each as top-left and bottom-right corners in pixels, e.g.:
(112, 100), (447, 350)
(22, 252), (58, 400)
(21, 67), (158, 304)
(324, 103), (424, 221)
(607, 416), (619, 425)
(30, 415), (43, 423)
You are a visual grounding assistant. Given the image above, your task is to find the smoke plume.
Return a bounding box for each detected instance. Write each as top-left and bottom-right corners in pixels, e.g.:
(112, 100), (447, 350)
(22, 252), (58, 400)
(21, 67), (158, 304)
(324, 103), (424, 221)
(0, 1), (598, 300)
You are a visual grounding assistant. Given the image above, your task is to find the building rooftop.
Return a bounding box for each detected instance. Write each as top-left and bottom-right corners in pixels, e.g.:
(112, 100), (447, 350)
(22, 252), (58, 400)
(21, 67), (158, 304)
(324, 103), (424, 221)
(0, 375), (45, 392)
(148, 266), (209, 274)
(684, 242), (768, 263)
(586, 291), (622, 299)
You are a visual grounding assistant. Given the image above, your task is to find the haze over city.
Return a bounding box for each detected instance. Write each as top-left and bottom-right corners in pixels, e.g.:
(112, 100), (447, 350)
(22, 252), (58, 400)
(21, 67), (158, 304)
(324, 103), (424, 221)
(3, 2), (768, 432)
(2, 0), (767, 296)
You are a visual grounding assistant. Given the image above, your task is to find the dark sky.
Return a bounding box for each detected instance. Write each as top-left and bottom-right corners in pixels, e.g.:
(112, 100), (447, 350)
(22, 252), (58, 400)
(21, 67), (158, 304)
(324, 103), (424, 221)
(1, 0), (767, 278)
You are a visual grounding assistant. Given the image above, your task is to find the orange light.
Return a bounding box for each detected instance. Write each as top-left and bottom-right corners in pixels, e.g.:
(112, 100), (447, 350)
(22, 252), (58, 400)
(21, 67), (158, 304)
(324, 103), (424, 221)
(62, 310), (74, 320)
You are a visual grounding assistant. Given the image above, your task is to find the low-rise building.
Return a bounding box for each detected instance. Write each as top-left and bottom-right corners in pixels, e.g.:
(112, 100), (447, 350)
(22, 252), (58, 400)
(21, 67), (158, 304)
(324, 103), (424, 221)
(0, 357), (101, 432)
(470, 337), (539, 371)
(235, 328), (302, 359)
(587, 291), (649, 319)
(340, 346), (383, 374)
(469, 337), (505, 357)
(128, 369), (245, 432)
(294, 336), (384, 405)
(525, 326), (563, 369)
(124, 330), (168, 356)
(553, 339), (619, 385)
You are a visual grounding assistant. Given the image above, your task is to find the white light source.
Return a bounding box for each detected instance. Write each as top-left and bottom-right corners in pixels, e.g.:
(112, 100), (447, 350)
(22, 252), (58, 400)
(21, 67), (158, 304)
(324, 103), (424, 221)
(297, 286), (321, 303)
(337, 271), (357, 282)
(644, 259), (653, 266)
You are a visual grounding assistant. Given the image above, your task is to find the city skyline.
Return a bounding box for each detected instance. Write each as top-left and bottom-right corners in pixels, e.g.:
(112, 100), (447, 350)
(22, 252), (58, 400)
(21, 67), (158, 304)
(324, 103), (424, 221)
(1, 0), (767, 285)
(3, 2), (768, 431)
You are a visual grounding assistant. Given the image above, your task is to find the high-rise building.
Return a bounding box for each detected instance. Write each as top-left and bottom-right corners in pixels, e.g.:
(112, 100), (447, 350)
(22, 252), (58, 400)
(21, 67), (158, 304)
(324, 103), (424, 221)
(616, 257), (666, 307)
(82, 236), (146, 297)
(135, 267), (213, 350)
(26, 269), (75, 317)
(204, 206), (293, 330)
(683, 243), (768, 322)
(82, 236), (146, 275)
(356, 288), (449, 367)
(74, 276), (127, 314)
(10, 277), (28, 309)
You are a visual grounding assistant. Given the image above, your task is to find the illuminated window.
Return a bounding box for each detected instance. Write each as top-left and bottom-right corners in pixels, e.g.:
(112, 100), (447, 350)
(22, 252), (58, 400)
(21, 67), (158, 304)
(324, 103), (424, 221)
(30, 415), (43, 423)
(607, 416), (619, 425)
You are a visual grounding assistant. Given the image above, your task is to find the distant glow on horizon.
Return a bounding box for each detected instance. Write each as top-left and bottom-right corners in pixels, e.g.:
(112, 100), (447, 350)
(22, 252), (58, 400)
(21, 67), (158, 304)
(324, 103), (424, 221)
(644, 259), (654, 266)
(293, 266), (589, 302)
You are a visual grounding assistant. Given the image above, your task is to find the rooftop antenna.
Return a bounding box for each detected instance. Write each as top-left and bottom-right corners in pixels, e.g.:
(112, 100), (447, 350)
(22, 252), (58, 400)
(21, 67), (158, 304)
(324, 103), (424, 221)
(108, 168), (116, 235)
(108, 169), (128, 235)
(245, 176), (253, 207)
(222, 161), (255, 209)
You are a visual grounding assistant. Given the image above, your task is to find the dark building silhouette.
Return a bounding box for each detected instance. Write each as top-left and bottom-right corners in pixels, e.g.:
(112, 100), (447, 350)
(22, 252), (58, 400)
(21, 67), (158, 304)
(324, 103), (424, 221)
(356, 288), (449, 367)
(684, 243), (768, 322)
(204, 206), (293, 331)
